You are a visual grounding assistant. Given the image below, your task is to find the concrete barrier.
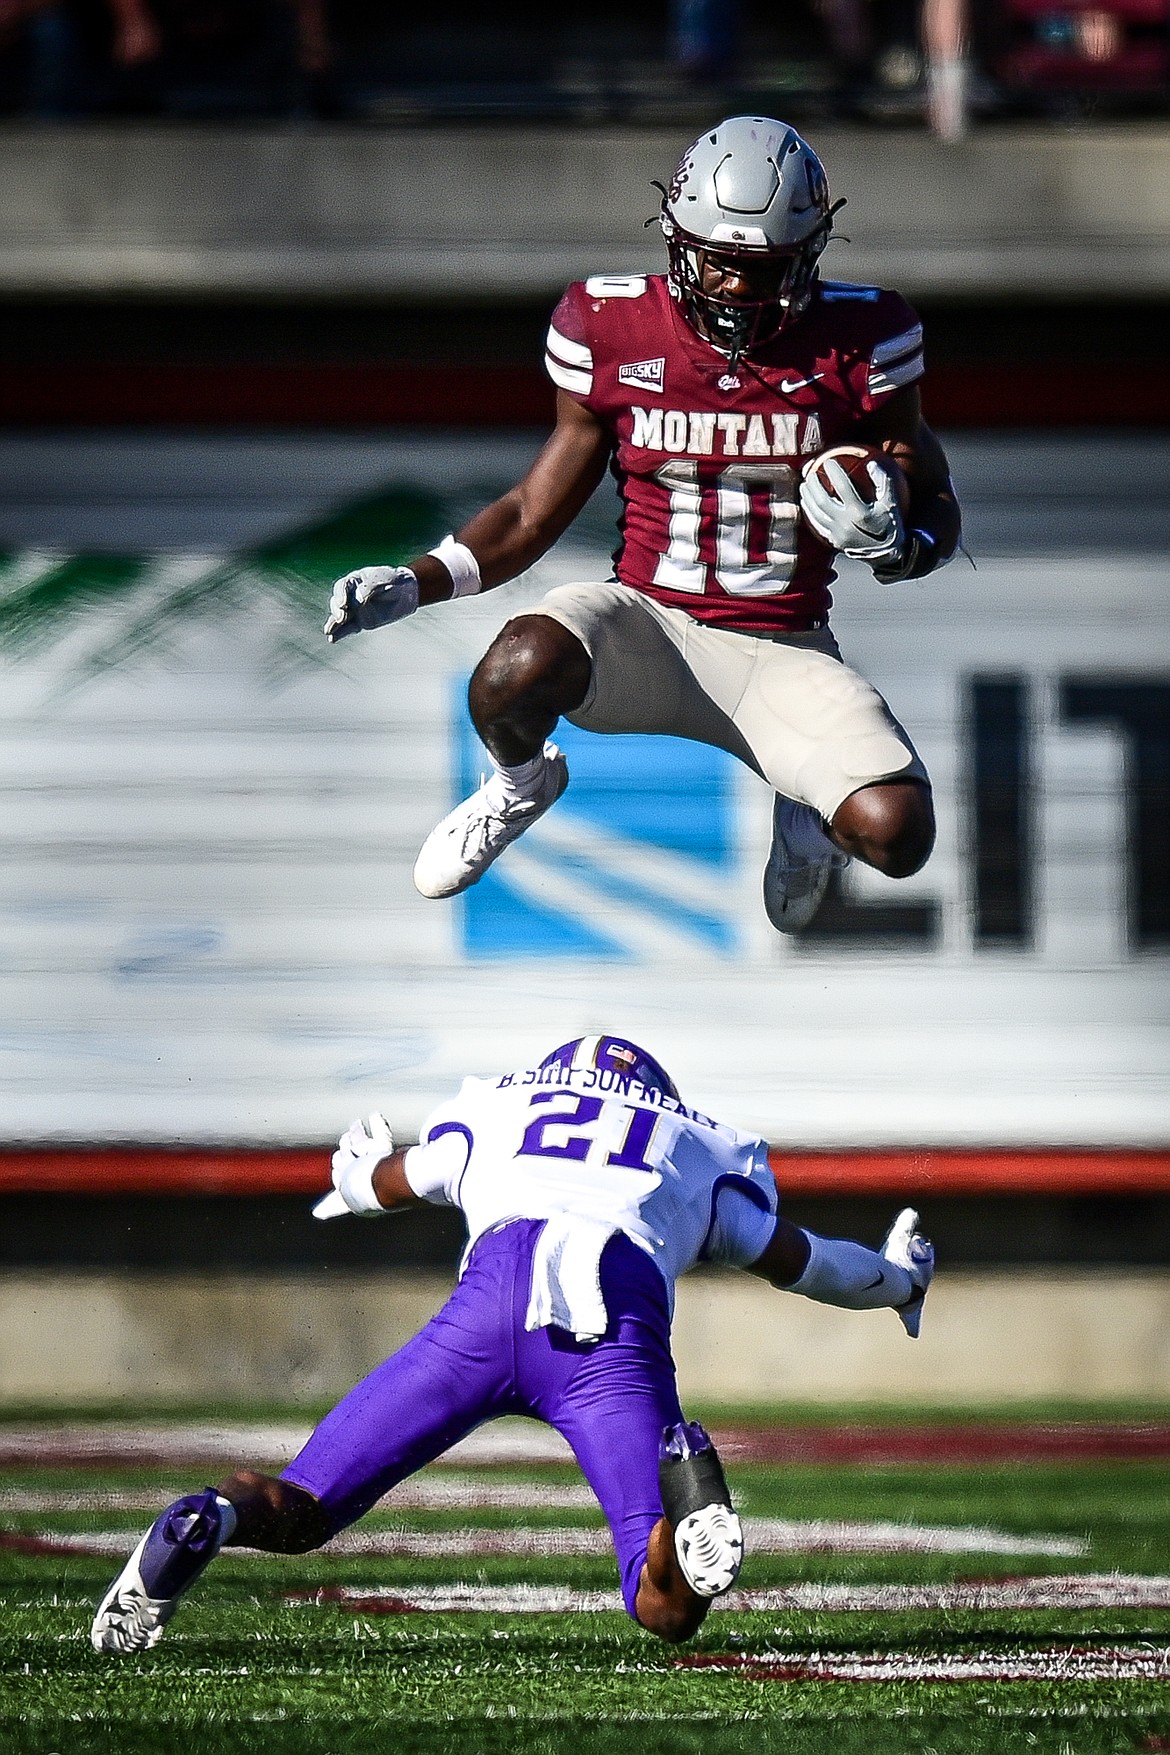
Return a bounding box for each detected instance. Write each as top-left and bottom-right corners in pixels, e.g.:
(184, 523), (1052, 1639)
(2, 1268), (1166, 1404)
(3, 123), (1170, 299)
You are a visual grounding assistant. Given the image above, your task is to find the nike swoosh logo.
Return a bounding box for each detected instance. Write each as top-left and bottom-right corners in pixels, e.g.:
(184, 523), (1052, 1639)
(779, 373), (825, 394)
(865, 1273), (885, 1290)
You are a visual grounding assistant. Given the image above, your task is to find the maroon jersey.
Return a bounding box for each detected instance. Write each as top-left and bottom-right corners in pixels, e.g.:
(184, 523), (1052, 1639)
(544, 273), (924, 633)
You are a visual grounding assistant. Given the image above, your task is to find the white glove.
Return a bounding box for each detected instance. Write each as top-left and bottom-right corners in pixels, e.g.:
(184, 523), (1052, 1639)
(313, 1113), (394, 1219)
(324, 566), (420, 643)
(799, 457), (906, 568)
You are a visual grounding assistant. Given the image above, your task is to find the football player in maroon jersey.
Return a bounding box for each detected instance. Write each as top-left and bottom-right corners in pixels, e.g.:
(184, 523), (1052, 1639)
(325, 116), (961, 931)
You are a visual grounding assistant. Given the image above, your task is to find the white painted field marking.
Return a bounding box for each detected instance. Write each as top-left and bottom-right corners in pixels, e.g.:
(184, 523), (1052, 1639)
(284, 1575), (1170, 1616)
(0, 1475), (599, 1515)
(678, 1647), (1170, 1683)
(6, 1519), (1088, 1561)
(0, 1425), (316, 1467)
(734, 1576), (1170, 1611)
(296, 1584), (626, 1614)
(741, 1519), (1088, 1557)
(0, 1422), (573, 1468)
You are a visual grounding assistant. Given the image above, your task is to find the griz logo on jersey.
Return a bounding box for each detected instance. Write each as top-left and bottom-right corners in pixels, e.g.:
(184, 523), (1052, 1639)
(628, 406), (824, 460)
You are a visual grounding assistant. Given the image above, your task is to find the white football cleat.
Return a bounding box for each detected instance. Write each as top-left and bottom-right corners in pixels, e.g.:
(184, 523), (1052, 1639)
(673, 1502), (745, 1598)
(762, 795), (849, 933)
(413, 742), (568, 899)
(882, 1206), (935, 1339)
(91, 1489), (229, 1655)
(659, 1422), (744, 1598)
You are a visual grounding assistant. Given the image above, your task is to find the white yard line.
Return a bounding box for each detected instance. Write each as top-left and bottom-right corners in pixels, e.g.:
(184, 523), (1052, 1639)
(738, 1519), (1087, 1557)
(0, 1476), (599, 1515)
(0, 1422), (574, 1467)
(4, 1519), (1087, 1560)
(677, 1647), (1170, 1683)
(285, 1575), (1170, 1615)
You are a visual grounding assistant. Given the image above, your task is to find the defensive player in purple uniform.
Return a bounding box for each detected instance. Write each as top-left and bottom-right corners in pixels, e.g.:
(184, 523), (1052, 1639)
(92, 1034), (934, 1655)
(324, 116), (961, 931)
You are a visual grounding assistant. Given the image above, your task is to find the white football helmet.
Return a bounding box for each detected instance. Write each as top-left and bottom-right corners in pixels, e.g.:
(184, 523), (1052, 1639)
(660, 115), (842, 362)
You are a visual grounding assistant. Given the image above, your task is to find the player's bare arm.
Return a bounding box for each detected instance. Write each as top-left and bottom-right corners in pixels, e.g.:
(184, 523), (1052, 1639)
(430, 393), (612, 595)
(324, 394), (611, 639)
(744, 1214), (814, 1287)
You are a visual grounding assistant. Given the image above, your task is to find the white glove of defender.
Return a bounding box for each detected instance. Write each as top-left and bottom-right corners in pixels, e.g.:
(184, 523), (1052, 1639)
(799, 457), (906, 568)
(324, 566), (420, 642)
(313, 1112), (395, 1219)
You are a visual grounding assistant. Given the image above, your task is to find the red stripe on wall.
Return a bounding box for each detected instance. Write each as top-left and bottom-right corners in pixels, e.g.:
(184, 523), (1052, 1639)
(2, 361), (1169, 428)
(772, 1150), (1170, 1196)
(0, 1148), (1167, 1197)
(922, 362), (1170, 427)
(0, 1149), (329, 1196)
(0, 363), (556, 427)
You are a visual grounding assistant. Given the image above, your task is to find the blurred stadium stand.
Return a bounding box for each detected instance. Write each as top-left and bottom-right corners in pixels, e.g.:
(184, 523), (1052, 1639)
(1, 2), (1168, 126)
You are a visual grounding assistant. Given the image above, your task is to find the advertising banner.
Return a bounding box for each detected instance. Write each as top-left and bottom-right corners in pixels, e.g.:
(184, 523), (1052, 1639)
(0, 434), (1166, 1152)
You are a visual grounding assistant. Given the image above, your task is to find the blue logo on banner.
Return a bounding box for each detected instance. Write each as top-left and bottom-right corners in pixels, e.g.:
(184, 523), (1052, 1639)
(455, 699), (740, 960)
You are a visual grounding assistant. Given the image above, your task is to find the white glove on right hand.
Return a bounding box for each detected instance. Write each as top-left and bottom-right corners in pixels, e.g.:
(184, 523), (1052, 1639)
(799, 457), (906, 566)
(313, 1113), (394, 1219)
(324, 566), (420, 642)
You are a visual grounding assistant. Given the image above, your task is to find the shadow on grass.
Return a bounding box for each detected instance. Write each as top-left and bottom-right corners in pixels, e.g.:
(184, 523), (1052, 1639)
(3, 1720), (1168, 1755)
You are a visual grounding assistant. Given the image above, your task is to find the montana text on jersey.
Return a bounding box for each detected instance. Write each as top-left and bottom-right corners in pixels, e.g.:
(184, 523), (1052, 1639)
(545, 273), (922, 634)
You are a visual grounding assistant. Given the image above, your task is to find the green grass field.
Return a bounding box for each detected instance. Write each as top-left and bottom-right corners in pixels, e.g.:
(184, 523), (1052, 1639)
(2, 1404), (1168, 1755)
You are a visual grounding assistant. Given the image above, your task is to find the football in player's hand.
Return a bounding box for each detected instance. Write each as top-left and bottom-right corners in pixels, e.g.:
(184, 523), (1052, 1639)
(802, 445), (910, 515)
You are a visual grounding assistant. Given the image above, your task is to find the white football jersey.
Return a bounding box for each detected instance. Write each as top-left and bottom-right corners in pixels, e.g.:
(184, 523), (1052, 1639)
(403, 1061), (778, 1339)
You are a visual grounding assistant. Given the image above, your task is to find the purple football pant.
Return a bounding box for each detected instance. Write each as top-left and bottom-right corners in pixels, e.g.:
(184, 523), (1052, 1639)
(280, 1218), (684, 1617)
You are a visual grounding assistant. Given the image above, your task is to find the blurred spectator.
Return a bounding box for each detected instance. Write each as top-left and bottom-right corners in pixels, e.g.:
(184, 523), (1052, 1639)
(995, 0), (1170, 104)
(922, 0), (970, 139)
(105, 0), (333, 115)
(813, 1), (927, 113)
(0, 0), (332, 116)
(814, 0), (972, 138)
(813, 0), (874, 97)
(671, 0), (741, 82)
(0, 0), (77, 114)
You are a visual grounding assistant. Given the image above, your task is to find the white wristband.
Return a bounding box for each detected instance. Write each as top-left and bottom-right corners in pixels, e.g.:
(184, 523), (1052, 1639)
(337, 1155), (382, 1214)
(428, 534), (482, 599)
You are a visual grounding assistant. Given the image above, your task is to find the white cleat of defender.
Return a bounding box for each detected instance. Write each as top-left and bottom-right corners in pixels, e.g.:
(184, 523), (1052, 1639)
(91, 1530), (182, 1655)
(673, 1502), (745, 1597)
(882, 1206), (935, 1339)
(413, 742), (569, 899)
(91, 1489), (230, 1655)
(659, 1421), (744, 1598)
(762, 795), (850, 933)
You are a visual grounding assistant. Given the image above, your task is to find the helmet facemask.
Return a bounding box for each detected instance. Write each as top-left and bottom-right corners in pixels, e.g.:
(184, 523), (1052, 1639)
(663, 212), (832, 366)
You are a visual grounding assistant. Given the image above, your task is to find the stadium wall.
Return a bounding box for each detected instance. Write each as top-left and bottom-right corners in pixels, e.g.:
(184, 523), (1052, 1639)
(4, 122), (1170, 300)
(2, 1268), (1167, 1404)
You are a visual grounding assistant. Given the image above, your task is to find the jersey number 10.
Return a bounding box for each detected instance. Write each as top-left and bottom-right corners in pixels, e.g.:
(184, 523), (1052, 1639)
(519, 1091), (660, 1172)
(654, 459), (799, 596)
